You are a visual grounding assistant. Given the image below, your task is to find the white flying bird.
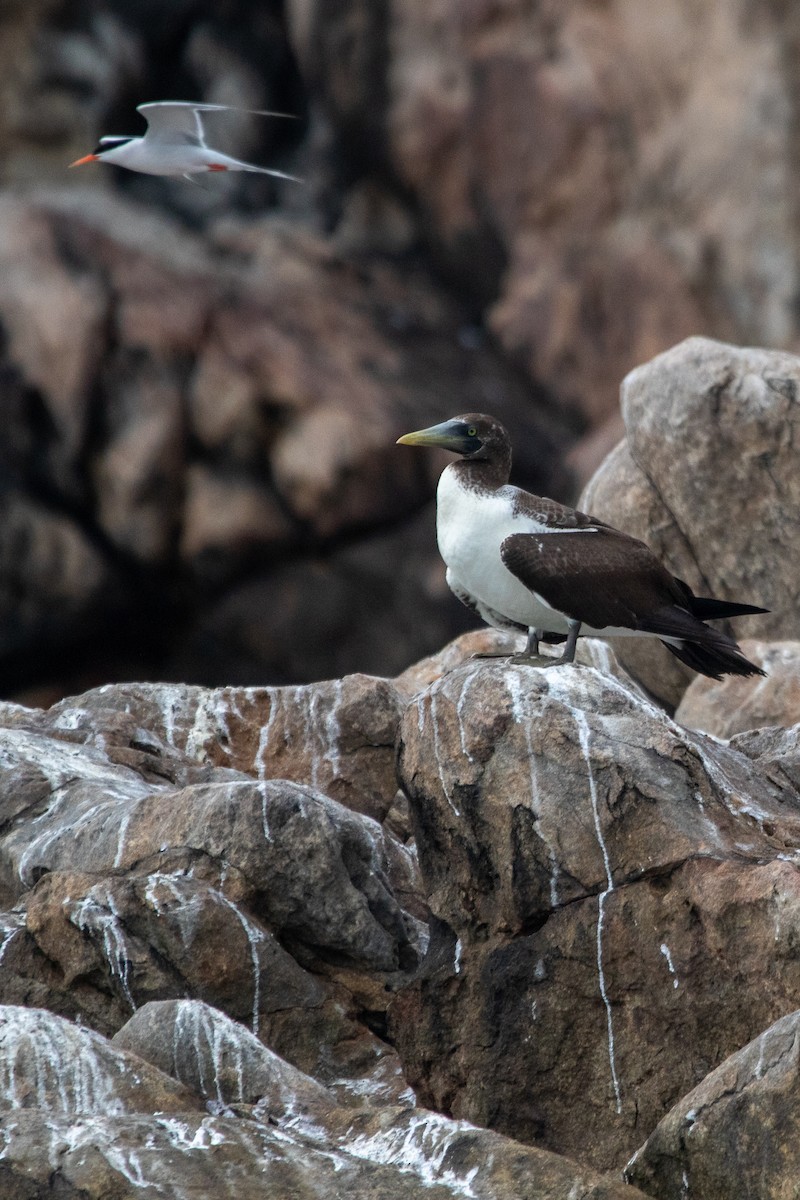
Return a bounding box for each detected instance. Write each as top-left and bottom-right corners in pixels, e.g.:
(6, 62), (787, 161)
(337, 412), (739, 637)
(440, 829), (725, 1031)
(69, 101), (300, 182)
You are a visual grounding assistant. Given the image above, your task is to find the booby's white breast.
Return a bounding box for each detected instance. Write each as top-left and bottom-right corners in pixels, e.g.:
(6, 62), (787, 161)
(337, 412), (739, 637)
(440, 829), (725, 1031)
(435, 468), (575, 633)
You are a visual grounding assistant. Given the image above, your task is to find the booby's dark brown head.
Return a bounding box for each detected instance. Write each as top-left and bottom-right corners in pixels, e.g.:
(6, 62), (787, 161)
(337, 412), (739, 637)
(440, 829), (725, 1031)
(397, 413), (512, 483)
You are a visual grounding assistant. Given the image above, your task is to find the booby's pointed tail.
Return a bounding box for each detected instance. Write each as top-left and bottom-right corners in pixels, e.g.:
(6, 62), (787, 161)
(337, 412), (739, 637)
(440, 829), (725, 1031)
(640, 601), (767, 680)
(662, 636), (765, 680)
(687, 596), (769, 621)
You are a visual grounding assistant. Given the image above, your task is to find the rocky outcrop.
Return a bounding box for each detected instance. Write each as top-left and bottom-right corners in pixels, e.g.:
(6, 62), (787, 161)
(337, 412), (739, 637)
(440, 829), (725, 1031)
(676, 640), (800, 738)
(2, 632), (800, 1191)
(0, 1003), (647, 1200)
(0, 189), (567, 700)
(6, 0), (800, 698)
(626, 1009), (800, 1200)
(288, 0), (800, 429)
(391, 656), (800, 1171)
(581, 338), (800, 707)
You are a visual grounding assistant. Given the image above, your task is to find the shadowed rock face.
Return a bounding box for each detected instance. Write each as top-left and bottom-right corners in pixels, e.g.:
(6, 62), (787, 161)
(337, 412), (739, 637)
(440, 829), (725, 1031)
(1, 631), (800, 1194)
(0, 190), (568, 701)
(8, 0), (800, 698)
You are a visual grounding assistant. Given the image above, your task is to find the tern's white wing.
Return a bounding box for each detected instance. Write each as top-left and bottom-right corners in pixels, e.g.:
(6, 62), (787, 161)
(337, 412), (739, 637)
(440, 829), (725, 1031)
(137, 101), (296, 148)
(137, 102), (207, 146)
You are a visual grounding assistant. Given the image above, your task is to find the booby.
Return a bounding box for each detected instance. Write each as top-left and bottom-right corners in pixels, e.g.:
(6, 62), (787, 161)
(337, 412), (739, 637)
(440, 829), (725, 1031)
(397, 413), (767, 679)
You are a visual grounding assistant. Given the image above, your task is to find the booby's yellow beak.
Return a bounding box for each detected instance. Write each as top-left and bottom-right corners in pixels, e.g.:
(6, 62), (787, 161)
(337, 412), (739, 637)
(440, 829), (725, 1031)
(69, 154), (100, 168)
(397, 419), (478, 453)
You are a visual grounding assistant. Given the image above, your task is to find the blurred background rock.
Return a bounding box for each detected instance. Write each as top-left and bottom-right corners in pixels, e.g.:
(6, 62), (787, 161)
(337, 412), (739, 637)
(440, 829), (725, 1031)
(1, 0), (798, 701)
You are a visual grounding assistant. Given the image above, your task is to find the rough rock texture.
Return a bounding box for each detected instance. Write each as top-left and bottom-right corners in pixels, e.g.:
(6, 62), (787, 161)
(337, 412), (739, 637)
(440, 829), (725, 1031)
(676, 640), (800, 737)
(729, 724), (800, 797)
(289, 0), (800, 423)
(626, 1009), (800, 1200)
(391, 658), (800, 1170)
(1, 633), (800, 1190)
(0, 679), (422, 1105)
(3, 1002), (645, 1199)
(0, 189), (566, 700)
(581, 337), (800, 706)
(112, 999), (334, 1117)
(0, 1005), (201, 1115)
(8, 1), (800, 697)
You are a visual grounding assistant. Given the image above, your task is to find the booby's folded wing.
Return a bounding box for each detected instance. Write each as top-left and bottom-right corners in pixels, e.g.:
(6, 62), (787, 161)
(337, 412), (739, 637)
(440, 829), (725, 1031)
(500, 528), (685, 631)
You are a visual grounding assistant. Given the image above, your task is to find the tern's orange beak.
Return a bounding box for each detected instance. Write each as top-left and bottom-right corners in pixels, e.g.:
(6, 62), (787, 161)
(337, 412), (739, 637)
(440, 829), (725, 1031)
(68, 154), (100, 168)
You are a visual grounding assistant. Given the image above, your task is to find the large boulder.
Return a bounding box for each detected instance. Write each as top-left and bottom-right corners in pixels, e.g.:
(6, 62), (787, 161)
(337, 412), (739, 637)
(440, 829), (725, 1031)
(391, 658), (800, 1170)
(627, 1009), (800, 1200)
(581, 337), (800, 705)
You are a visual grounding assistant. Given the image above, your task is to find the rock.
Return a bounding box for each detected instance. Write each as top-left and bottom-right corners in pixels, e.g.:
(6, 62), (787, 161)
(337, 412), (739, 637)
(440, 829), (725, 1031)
(0, 1004), (200, 1115)
(0, 678), (429, 1118)
(113, 999), (333, 1118)
(391, 658), (800, 1169)
(0, 1005), (650, 1200)
(676, 641), (800, 737)
(319, 1105), (649, 1200)
(626, 1009), (800, 1200)
(394, 628), (644, 703)
(45, 674), (405, 822)
(289, 1), (800, 426)
(3, 770), (417, 973)
(24, 868), (326, 1029)
(0, 490), (125, 689)
(0, 197), (106, 484)
(727, 724), (800, 797)
(0, 189), (569, 698)
(0, 1104), (649, 1200)
(171, 506), (477, 688)
(0, 993), (652, 1200)
(581, 338), (800, 705)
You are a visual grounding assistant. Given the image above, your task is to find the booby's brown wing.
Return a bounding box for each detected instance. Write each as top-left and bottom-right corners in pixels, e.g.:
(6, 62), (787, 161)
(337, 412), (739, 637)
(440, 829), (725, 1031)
(500, 528), (687, 631)
(508, 489), (616, 531)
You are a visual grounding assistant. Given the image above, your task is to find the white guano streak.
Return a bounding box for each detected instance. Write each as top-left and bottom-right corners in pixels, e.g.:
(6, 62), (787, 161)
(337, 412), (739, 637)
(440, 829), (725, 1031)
(660, 942), (680, 989)
(574, 709), (622, 1114)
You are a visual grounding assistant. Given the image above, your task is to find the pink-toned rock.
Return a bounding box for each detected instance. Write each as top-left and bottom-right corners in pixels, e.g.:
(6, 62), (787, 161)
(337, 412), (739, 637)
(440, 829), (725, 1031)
(289, 0), (799, 425)
(676, 641), (800, 737)
(627, 1009), (800, 1200)
(581, 338), (800, 705)
(391, 658), (800, 1169)
(45, 675), (404, 823)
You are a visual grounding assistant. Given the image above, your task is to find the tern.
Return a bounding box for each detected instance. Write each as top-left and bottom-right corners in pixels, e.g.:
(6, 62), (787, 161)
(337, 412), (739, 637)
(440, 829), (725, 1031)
(69, 101), (300, 183)
(397, 413), (767, 678)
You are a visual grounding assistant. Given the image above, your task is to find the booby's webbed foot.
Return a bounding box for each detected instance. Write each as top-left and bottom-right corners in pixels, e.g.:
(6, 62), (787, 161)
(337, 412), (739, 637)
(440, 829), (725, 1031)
(509, 652), (572, 667)
(470, 651), (514, 660)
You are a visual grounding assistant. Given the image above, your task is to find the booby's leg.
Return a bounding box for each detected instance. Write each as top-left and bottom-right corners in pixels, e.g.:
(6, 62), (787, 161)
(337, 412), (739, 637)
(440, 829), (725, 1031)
(556, 619), (581, 664)
(511, 620), (581, 667)
(526, 628), (541, 656)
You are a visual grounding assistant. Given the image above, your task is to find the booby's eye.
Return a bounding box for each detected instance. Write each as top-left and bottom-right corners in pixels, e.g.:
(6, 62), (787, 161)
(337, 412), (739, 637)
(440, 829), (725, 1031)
(467, 426), (477, 437)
